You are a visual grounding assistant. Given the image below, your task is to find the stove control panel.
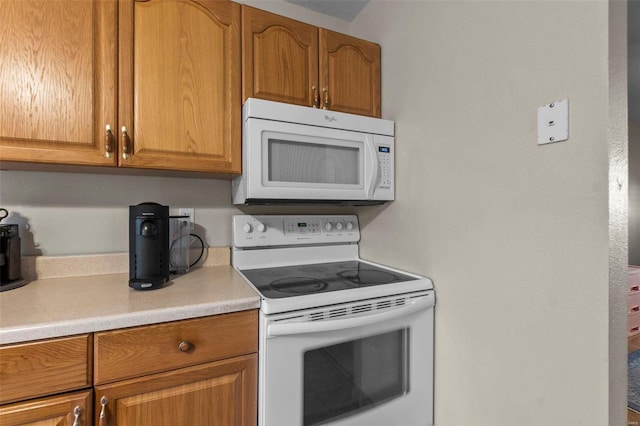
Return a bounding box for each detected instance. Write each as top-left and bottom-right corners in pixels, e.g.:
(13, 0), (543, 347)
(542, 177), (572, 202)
(233, 215), (360, 248)
(284, 218), (322, 235)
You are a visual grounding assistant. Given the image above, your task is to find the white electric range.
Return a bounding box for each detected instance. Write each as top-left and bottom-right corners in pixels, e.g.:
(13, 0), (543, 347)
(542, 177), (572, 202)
(232, 215), (435, 426)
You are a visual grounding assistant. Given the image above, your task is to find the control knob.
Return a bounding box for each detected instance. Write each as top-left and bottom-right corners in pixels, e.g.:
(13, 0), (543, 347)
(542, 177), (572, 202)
(256, 223), (267, 233)
(335, 222), (344, 231)
(242, 223), (253, 233)
(346, 221), (354, 231)
(324, 222), (333, 231)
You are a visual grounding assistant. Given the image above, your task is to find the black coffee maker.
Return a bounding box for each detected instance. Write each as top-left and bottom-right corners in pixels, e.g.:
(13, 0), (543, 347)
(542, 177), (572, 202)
(0, 208), (26, 292)
(129, 203), (169, 290)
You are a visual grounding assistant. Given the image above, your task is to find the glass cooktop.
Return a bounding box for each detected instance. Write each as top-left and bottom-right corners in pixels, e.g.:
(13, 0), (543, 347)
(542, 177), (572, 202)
(239, 260), (419, 299)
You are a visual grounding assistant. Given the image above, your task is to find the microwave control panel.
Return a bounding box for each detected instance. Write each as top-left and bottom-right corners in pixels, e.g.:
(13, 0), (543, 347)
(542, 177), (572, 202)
(377, 145), (393, 189)
(232, 215), (360, 248)
(372, 136), (394, 200)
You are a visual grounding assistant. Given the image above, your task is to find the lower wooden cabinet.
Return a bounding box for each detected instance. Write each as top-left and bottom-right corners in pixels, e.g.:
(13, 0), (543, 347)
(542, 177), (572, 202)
(94, 354), (257, 426)
(0, 389), (92, 426)
(0, 310), (258, 425)
(93, 310), (258, 426)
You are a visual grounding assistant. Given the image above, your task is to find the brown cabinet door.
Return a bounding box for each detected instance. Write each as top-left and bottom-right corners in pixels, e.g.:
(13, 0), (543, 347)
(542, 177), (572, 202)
(118, 0), (241, 175)
(0, 0), (117, 166)
(242, 6), (318, 108)
(0, 390), (92, 426)
(319, 29), (381, 117)
(94, 354), (257, 426)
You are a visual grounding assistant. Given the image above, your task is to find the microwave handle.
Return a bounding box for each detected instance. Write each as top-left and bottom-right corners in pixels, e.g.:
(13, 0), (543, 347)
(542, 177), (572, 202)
(364, 136), (379, 199)
(266, 294), (433, 337)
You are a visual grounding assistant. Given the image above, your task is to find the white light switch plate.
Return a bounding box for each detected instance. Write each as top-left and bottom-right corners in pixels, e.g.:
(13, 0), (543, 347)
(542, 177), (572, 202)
(537, 99), (569, 145)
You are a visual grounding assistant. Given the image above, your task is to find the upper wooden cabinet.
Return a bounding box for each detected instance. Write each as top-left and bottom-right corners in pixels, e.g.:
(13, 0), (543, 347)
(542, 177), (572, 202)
(0, 0), (117, 166)
(319, 28), (381, 117)
(241, 6), (318, 108)
(119, 0), (241, 174)
(0, 0), (241, 175)
(242, 6), (381, 117)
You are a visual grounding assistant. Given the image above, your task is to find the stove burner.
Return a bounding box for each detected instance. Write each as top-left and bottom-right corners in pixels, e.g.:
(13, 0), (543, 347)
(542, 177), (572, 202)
(269, 277), (329, 294)
(338, 269), (398, 285)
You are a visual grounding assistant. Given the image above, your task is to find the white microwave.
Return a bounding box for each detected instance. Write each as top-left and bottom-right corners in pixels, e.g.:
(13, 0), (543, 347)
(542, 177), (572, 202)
(232, 98), (395, 205)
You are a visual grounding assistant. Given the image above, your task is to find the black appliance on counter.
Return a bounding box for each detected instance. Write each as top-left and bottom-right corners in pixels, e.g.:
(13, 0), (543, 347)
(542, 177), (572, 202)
(129, 203), (169, 290)
(0, 208), (26, 292)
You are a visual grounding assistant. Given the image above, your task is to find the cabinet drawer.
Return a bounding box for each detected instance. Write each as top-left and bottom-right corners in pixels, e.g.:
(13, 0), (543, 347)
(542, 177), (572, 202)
(0, 335), (92, 404)
(94, 310), (258, 384)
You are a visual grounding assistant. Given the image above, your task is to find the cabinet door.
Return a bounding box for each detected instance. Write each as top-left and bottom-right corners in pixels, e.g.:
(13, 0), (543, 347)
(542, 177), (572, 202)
(319, 29), (381, 117)
(242, 6), (318, 107)
(0, 0), (117, 166)
(0, 390), (92, 426)
(94, 354), (257, 426)
(118, 0), (241, 175)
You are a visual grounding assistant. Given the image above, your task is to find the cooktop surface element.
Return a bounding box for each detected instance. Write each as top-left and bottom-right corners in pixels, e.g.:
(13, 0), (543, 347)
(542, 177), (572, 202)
(241, 260), (419, 299)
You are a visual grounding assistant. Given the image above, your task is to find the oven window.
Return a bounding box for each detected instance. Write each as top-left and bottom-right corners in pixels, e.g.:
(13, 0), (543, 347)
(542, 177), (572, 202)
(303, 329), (409, 426)
(267, 139), (360, 184)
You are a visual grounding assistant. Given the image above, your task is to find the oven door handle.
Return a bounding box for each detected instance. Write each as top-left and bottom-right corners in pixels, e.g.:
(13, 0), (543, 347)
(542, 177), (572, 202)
(267, 294), (433, 337)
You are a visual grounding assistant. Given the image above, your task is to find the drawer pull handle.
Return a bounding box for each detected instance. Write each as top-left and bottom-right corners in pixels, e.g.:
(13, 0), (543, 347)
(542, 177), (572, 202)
(99, 396), (109, 426)
(72, 405), (82, 426)
(178, 340), (194, 352)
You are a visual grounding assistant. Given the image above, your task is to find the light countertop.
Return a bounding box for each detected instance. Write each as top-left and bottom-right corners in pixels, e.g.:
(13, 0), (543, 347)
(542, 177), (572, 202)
(0, 263), (260, 345)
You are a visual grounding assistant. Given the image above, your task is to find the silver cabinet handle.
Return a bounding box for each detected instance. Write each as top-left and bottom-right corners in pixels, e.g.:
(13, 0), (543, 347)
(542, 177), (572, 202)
(99, 396), (109, 426)
(72, 405), (82, 426)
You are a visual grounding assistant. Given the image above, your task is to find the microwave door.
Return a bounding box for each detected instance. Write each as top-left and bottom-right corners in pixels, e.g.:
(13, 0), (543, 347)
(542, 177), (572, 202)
(265, 136), (362, 190)
(249, 122), (371, 201)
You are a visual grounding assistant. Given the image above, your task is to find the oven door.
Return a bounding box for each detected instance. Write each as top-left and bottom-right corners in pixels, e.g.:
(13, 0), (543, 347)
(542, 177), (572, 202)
(243, 118), (389, 202)
(259, 292), (434, 426)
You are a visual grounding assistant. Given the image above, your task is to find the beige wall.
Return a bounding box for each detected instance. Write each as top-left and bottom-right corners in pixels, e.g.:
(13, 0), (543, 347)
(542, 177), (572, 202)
(0, 1), (627, 424)
(349, 1), (625, 425)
